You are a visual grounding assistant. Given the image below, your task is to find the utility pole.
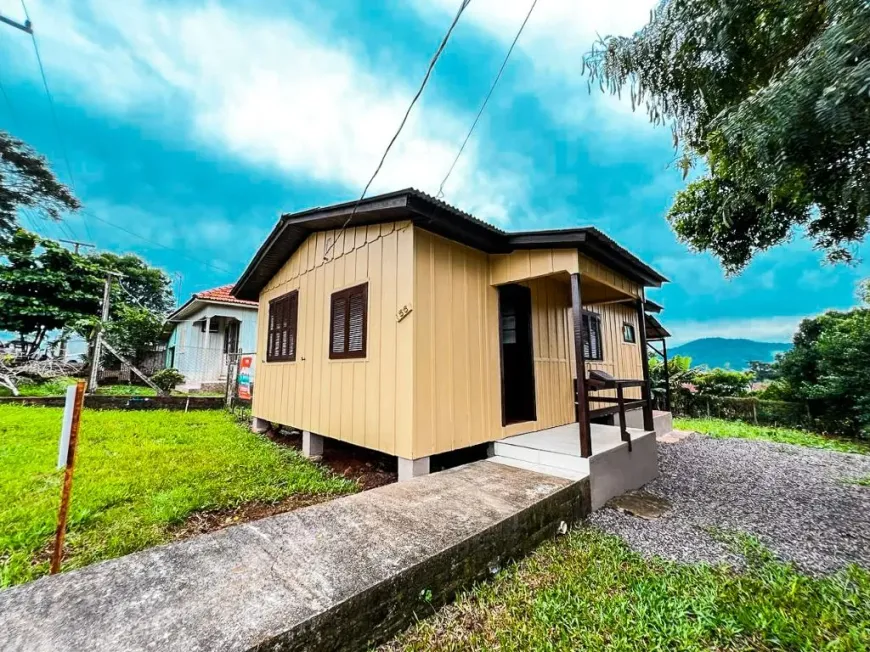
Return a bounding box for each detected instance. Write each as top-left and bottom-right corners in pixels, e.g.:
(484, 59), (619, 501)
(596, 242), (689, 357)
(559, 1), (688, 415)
(58, 239), (95, 255)
(0, 12), (32, 34)
(88, 271), (121, 393)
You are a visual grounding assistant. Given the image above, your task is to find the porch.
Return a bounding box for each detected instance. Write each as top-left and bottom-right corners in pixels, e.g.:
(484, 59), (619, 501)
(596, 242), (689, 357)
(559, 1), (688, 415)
(490, 420), (660, 509)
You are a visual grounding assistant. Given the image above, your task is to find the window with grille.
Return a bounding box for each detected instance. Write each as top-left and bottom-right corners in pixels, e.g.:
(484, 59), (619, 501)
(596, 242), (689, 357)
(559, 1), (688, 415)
(582, 312), (603, 361)
(329, 283), (368, 359)
(622, 322), (636, 344)
(224, 320), (241, 354)
(267, 290), (298, 362)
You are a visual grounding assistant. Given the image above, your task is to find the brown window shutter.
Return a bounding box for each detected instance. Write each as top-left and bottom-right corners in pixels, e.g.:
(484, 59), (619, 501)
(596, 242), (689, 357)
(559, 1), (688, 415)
(331, 296), (347, 355)
(267, 290), (299, 362)
(329, 282), (368, 359)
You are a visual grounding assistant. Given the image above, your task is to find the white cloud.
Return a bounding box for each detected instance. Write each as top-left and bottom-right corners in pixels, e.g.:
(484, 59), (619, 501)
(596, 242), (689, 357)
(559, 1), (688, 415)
(665, 316), (806, 347)
(0, 0), (528, 226)
(412, 0), (660, 133)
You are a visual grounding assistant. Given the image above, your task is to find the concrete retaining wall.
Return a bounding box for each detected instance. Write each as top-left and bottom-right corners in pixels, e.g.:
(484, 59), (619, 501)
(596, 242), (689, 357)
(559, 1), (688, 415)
(0, 461), (589, 652)
(0, 395), (224, 411)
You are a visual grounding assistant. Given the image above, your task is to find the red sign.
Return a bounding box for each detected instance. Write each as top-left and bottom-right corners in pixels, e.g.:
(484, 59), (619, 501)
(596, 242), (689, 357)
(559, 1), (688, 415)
(238, 355), (255, 400)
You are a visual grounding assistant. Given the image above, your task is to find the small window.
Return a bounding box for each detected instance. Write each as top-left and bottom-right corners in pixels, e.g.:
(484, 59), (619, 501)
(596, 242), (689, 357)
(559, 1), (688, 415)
(267, 290), (298, 362)
(622, 322), (636, 344)
(582, 312), (603, 361)
(330, 283), (368, 359)
(199, 319), (219, 333)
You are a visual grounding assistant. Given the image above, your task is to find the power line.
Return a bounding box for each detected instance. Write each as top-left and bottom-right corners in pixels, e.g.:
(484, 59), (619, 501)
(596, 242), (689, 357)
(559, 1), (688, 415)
(83, 210), (236, 276)
(20, 0), (92, 241)
(322, 0), (473, 261)
(437, 0), (539, 199)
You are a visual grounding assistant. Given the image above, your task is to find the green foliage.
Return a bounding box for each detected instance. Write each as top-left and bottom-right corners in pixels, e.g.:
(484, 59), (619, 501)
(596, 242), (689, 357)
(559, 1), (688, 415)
(778, 309), (870, 437)
(694, 368), (754, 397)
(388, 528), (870, 651)
(102, 305), (164, 359)
(150, 368), (185, 393)
(754, 379), (794, 401)
(0, 131), (79, 236)
(748, 360), (779, 382)
(90, 251), (174, 316)
(648, 353), (694, 410)
(0, 228), (174, 358)
(674, 417), (870, 455)
(0, 230), (103, 355)
(584, 0), (870, 272)
(0, 406), (355, 586)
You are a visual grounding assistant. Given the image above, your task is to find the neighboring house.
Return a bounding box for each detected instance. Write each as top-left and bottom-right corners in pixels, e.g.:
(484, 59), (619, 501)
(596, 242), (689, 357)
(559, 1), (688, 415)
(232, 189), (670, 488)
(163, 285), (258, 390)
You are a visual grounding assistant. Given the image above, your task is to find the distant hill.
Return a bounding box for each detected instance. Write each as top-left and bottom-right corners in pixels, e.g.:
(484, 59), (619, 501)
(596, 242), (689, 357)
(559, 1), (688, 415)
(670, 338), (792, 370)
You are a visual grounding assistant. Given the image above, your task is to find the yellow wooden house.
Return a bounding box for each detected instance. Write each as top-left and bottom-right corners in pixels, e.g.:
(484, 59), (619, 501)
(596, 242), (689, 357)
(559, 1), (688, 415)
(233, 189), (669, 484)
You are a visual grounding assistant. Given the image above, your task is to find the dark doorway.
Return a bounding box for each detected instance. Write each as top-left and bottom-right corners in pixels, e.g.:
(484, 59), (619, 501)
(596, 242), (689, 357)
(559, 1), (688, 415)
(499, 284), (536, 425)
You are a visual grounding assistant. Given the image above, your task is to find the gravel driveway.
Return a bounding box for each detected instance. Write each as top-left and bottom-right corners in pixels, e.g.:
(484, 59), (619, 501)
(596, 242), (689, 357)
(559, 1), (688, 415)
(590, 434), (870, 574)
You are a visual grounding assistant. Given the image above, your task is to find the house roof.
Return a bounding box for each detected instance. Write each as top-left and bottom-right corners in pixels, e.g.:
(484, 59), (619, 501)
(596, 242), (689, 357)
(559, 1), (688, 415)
(645, 314), (671, 340)
(232, 188), (669, 301)
(193, 284), (258, 307)
(165, 284), (258, 326)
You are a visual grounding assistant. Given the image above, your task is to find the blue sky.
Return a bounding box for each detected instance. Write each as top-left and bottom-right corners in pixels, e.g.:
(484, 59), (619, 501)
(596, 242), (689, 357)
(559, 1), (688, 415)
(0, 0), (867, 345)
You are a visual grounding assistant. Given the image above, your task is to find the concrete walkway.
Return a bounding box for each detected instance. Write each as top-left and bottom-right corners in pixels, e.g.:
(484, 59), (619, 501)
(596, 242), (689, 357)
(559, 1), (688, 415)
(0, 461), (589, 652)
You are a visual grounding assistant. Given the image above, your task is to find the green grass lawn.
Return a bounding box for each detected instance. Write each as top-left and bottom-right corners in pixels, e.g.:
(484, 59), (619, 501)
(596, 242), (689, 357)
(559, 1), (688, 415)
(0, 405), (355, 587)
(674, 417), (870, 455)
(0, 377), (224, 398)
(386, 529), (870, 651)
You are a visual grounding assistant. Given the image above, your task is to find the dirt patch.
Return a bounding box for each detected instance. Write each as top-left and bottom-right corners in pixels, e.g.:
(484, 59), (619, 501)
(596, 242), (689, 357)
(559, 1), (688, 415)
(267, 429), (398, 491)
(161, 430), (397, 545)
(170, 494), (333, 540)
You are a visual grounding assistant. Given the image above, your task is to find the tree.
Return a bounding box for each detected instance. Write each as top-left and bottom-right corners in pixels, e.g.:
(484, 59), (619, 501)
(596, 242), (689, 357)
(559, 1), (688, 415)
(584, 0), (870, 273)
(0, 230), (103, 356)
(1, 131), (79, 236)
(85, 252), (174, 358)
(693, 368), (755, 397)
(778, 309), (870, 436)
(748, 360), (779, 382)
(648, 353), (695, 409)
(90, 252), (174, 315)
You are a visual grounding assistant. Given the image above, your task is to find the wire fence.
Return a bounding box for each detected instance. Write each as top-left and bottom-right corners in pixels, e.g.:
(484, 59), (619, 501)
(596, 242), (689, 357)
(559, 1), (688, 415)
(676, 394), (812, 429)
(225, 352), (256, 416)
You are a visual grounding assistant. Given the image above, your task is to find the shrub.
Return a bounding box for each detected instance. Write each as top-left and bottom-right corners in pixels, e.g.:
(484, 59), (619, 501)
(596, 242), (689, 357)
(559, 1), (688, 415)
(150, 368), (184, 393)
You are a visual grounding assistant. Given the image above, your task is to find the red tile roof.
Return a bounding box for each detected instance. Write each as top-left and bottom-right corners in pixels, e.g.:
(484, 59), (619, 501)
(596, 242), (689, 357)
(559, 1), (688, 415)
(193, 284), (258, 307)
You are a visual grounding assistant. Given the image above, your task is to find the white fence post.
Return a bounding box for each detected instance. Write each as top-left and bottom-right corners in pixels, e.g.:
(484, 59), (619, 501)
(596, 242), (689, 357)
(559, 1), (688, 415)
(57, 384), (77, 469)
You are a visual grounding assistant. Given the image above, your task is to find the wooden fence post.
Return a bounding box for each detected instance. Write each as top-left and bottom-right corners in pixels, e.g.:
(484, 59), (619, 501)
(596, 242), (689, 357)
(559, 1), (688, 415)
(50, 380), (86, 575)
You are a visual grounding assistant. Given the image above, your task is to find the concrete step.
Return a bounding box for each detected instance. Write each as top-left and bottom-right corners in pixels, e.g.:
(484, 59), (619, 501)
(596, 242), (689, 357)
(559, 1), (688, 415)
(487, 456), (589, 482)
(492, 441), (590, 474)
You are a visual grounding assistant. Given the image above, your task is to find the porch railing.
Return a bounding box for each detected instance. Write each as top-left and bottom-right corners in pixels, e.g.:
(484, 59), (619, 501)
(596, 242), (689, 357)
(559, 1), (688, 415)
(574, 377), (654, 453)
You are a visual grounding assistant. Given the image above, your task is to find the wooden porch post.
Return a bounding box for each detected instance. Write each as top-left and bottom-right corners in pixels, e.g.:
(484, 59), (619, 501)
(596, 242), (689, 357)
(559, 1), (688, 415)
(636, 299), (655, 431)
(662, 337), (672, 412)
(571, 273), (592, 458)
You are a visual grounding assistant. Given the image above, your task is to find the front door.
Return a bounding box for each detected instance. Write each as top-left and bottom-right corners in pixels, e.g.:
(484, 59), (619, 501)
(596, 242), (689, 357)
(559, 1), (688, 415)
(499, 284), (536, 425)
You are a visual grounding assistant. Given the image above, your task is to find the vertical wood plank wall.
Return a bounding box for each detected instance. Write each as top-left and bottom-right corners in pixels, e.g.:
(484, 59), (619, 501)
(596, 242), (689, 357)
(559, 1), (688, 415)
(567, 302), (645, 407)
(252, 221), (415, 459)
(412, 230), (577, 458)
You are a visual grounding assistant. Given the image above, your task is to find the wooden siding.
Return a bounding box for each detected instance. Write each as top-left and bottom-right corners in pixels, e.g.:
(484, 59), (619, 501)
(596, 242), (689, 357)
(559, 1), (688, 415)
(489, 249), (579, 286)
(578, 254), (642, 302)
(252, 221), (415, 459)
(568, 301), (645, 407)
(413, 230), (577, 458)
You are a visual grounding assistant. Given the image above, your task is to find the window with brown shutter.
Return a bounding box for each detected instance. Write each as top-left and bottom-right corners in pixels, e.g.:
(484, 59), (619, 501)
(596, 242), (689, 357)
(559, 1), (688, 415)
(582, 311), (603, 361)
(267, 290), (298, 362)
(329, 282), (368, 359)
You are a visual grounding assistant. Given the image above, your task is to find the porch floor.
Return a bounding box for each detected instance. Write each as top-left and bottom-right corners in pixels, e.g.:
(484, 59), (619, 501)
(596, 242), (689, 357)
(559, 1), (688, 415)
(499, 422), (649, 458)
(489, 422), (660, 509)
